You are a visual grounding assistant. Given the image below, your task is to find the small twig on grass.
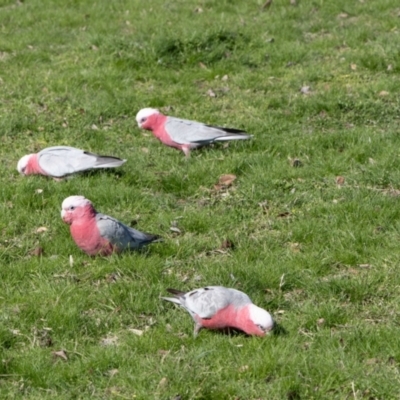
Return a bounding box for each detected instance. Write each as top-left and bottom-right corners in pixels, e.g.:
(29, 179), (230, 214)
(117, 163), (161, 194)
(351, 381), (357, 400)
(279, 274), (285, 290)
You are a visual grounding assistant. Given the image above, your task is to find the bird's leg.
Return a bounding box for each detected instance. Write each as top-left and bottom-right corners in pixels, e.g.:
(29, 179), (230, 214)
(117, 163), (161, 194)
(182, 146), (191, 158)
(193, 323), (202, 337)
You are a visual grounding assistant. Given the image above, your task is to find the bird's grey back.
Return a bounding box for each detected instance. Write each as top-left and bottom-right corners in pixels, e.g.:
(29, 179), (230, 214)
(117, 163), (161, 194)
(96, 213), (159, 250)
(38, 146), (125, 177)
(180, 286), (252, 319)
(165, 117), (249, 145)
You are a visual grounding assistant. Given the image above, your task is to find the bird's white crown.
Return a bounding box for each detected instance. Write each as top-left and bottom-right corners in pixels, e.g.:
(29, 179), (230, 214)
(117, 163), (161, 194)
(136, 108), (160, 125)
(62, 195), (92, 210)
(249, 304), (274, 331)
(17, 154), (32, 174)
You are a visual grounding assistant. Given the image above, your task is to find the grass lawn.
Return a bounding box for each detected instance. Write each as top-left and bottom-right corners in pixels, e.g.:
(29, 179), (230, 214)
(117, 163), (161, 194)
(1, 0), (400, 398)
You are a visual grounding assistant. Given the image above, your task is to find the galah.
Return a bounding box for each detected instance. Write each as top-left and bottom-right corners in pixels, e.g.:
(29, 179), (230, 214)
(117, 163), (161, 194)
(61, 196), (160, 256)
(136, 108), (252, 157)
(17, 146), (126, 178)
(162, 286), (273, 337)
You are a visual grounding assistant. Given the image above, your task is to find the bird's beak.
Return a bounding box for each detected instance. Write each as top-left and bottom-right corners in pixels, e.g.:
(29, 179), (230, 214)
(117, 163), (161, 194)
(263, 326), (273, 335)
(61, 209), (66, 221)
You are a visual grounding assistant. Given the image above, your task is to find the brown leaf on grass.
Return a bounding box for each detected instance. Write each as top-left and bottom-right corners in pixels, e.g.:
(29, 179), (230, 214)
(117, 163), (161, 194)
(238, 365), (249, 373)
(277, 211), (291, 218)
(350, 63), (357, 71)
(258, 200), (269, 212)
(358, 263), (372, 269)
(378, 90), (389, 97)
(317, 318), (325, 326)
(52, 350), (68, 361)
(128, 328), (144, 336)
(141, 147), (149, 153)
(107, 369), (119, 377)
(336, 176), (345, 186)
(300, 86), (311, 94)
(36, 227), (48, 233)
(36, 328), (53, 347)
(106, 272), (120, 283)
(289, 242), (301, 252)
(158, 377), (168, 388)
(207, 89), (216, 97)
(261, 0), (272, 10)
(28, 246), (44, 257)
(100, 336), (118, 346)
(199, 62), (207, 69)
(337, 12), (348, 19)
(220, 239), (235, 250)
(214, 174), (237, 191)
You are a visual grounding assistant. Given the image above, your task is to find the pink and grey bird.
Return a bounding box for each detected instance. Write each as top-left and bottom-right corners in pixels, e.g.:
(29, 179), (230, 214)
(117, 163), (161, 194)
(136, 108), (252, 157)
(61, 196), (160, 256)
(17, 146), (126, 178)
(162, 286), (273, 337)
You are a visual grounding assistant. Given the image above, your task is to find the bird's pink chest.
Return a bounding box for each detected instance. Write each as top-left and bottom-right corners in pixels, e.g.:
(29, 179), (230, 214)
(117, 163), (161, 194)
(70, 218), (114, 256)
(196, 305), (237, 330)
(150, 117), (183, 151)
(26, 154), (46, 175)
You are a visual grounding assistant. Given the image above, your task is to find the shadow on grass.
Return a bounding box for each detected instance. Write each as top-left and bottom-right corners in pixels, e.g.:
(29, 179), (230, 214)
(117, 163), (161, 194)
(209, 321), (287, 337)
(77, 168), (126, 179)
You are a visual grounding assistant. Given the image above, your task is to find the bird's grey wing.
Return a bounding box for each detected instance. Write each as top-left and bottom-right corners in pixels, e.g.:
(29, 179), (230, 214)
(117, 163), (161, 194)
(38, 146), (125, 177)
(82, 151), (126, 169)
(37, 147), (84, 177)
(125, 225), (161, 247)
(96, 214), (158, 250)
(95, 214), (130, 248)
(181, 286), (241, 318)
(165, 117), (231, 145)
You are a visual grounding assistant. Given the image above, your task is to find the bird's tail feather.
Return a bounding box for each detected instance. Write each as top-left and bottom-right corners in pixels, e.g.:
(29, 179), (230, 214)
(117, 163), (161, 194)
(161, 296), (182, 305)
(166, 288), (186, 297)
(214, 134), (253, 142)
(88, 153), (127, 168)
(142, 233), (163, 245)
(206, 125), (248, 135)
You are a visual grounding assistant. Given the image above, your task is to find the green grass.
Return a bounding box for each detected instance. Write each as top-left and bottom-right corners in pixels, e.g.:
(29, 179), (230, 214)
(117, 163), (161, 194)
(1, 0), (400, 398)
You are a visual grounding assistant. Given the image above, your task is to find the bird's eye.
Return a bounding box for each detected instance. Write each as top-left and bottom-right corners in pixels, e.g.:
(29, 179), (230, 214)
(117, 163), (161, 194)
(140, 117), (146, 123)
(69, 206), (75, 210)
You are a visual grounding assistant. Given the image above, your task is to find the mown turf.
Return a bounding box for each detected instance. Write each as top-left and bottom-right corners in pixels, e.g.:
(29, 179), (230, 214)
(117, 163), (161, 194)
(1, 0), (400, 398)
